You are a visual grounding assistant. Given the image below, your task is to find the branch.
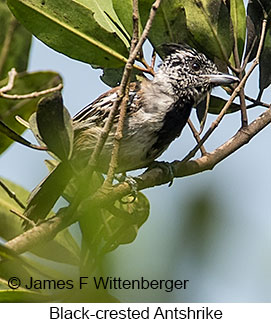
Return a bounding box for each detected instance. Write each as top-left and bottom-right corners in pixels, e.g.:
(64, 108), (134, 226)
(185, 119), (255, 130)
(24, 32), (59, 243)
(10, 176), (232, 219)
(5, 107), (271, 255)
(104, 0), (140, 185)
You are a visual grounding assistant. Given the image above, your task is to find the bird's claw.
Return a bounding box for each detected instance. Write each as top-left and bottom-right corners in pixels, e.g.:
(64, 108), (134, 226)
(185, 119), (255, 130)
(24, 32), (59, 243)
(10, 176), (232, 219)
(115, 174), (140, 204)
(125, 176), (139, 203)
(147, 161), (175, 187)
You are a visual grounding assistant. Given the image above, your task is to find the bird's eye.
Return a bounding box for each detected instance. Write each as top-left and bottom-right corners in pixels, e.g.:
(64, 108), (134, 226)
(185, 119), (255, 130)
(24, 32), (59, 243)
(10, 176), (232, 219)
(192, 61), (200, 71)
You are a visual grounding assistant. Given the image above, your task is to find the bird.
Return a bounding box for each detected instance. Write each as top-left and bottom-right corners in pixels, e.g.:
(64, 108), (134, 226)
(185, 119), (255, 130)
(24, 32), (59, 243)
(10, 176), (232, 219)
(23, 43), (239, 228)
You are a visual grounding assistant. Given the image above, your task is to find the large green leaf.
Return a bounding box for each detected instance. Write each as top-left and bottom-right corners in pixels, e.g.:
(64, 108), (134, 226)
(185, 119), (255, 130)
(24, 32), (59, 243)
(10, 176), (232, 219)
(113, 0), (136, 37)
(139, 0), (191, 50)
(36, 92), (74, 161)
(230, 0), (246, 61)
(0, 71), (62, 154)
(7, 0), (129, 68)
(101, 192), (150, 252)
(259, 28), (271, 91)
(0, 0), (32, 79)
(139, 0), (233, 61)
(182, 0), (233, 60)
(79, 192), (150, 259)
(0, 120), (44, 150)
(0, 177), (27, 240)
(245, 0), (271, 62)
(77, 0), (130, 44)
(0, 177), (80, 265)
(100, 66), (143, 87)
(196, 95), (240, 121)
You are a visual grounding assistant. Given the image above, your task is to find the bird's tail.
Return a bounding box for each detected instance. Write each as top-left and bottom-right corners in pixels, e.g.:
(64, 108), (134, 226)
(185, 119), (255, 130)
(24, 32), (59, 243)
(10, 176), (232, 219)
(23, 162), (72, 229)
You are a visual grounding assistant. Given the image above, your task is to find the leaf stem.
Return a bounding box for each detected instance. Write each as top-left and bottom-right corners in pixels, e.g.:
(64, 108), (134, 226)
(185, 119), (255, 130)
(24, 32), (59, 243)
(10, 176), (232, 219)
(0, 180), (25, 210)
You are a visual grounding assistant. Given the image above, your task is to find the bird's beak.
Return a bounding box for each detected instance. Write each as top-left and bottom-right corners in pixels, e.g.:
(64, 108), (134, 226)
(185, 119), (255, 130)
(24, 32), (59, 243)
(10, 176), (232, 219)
(206, 73), (239, 85)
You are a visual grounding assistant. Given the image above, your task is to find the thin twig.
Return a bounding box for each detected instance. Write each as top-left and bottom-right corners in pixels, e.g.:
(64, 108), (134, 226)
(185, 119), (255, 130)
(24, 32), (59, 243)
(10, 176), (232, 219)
(104, 86), (130, 185)
(0, 68), (17, 93)
(241, 36), (257, 73)
(104, 0), (140, 186)
(245, 94), (270, 108)
(239, 87), (248, 127)
(181, 18), (267, 162)
(0, 180), (25, 209)
(10, 209), (36, 228)
(232, 31), (248, 127)
(139, 57), (155, 76)
(199, 91), (210, 134)
(187, 119), (207, 155)
(151, 49), (157, 70)
(0, 83), (63, 99)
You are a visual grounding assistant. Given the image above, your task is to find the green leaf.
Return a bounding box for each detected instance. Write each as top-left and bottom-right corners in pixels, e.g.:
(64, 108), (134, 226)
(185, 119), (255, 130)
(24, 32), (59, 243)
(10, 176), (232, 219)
(182, 0), (233, 60)
(0, 1), (32, 79)
(0, 258), (34, 291)
(102, 192), (150, 251)
(79, 192), (150, 259)
(139, 0), (233, 61)
(100, 66), (143, 87)
(112, 0), (135, 37)
(30, 228), (80, 266)
(7, 0), (129, 68)
(36, 92), (74, 161)
(0, 120), (45, 150)
(196, 95), (240, 116)
(260, 0), (271, 16)
(259, 28), (271, 91)
(230, 0), (246, 61)
(77, 0), (130, 44)
(0, 243), (57, 289)
(0, 177), (27, 240)
(0, 289), (50, 302)
(0, 177), (79, 265)
(139, 0), (191, 49)
(0, 71), (62, 155)
(245, 0), (271, 62)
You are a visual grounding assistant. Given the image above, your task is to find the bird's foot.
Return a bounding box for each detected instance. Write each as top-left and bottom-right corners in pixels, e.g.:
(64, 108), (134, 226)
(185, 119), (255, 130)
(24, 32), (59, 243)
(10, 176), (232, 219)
(115, 173), (141, 203)
(146, 161), (175, 187)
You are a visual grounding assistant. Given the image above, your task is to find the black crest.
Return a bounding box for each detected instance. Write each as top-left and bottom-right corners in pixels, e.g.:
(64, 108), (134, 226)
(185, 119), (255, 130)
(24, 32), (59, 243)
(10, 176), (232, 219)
(160, 43), (198, 58)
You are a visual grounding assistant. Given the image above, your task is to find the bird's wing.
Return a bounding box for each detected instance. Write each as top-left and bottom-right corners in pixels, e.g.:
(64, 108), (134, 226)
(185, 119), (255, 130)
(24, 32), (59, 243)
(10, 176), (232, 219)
(72, 82), (141, 127)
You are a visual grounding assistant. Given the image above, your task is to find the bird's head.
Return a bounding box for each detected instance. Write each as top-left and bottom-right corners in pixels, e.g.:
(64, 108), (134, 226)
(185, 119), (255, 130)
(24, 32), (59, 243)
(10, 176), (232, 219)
(155, 43), (239, 104)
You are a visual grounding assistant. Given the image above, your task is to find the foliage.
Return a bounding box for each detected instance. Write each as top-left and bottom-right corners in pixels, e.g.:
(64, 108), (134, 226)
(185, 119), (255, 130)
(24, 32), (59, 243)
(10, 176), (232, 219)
(0, 0), (271, 302)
